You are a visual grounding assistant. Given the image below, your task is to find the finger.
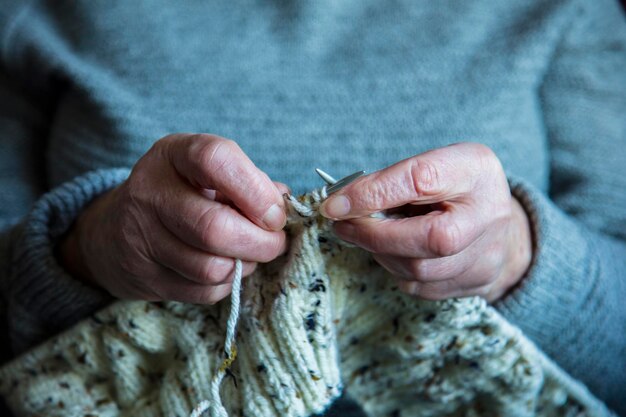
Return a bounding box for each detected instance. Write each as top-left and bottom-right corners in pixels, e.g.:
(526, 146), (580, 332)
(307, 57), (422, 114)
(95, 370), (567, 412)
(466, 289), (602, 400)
(149, 225), (257, 284)
(370, 253), (408, 279)
(373, 253), (471, 282)
(112, 264), (236, 305)
(154, 269), (235, 304)
(374, 251), (497, 290)
(165, 133), (286, 230)
(206, 182), (289, 206)
(156, 180), (287, 262)
(378, 244), (504, 300)
(208, 182), (290, 209)
(163, 251), (256, 285)
(333, 203), (483, 258)
(397, 279), (493, 301)
(320, 143), (496, 219)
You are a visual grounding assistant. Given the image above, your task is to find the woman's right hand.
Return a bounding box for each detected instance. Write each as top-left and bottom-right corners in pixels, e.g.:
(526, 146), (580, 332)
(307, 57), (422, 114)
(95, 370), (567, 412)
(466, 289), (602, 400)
(59, 133), (288, 304)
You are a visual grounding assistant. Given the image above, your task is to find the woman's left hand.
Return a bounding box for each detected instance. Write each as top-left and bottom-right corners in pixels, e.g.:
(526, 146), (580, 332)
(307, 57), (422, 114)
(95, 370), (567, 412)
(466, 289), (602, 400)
(320, 142), (533, 302)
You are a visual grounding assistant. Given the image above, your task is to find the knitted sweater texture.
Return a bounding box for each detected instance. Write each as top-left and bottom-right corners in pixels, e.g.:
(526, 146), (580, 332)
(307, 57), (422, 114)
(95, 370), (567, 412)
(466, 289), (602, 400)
(0, 0), (625, 415)
(0, 190), (616, 416)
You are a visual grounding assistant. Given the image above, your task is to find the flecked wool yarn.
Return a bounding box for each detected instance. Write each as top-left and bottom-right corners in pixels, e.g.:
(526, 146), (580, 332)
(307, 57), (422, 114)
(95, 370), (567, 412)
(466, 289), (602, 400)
(0, 189), (616, 417)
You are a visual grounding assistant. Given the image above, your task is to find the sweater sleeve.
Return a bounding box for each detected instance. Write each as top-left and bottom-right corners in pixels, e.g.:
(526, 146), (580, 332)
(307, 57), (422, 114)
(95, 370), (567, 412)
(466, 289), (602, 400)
(493, 0), (626, 414)
(0, 63), (131, 358)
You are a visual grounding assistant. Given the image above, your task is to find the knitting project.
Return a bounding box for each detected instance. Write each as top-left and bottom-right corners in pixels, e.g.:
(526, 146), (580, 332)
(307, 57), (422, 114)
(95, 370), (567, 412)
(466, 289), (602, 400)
(0, 189), (615, 417)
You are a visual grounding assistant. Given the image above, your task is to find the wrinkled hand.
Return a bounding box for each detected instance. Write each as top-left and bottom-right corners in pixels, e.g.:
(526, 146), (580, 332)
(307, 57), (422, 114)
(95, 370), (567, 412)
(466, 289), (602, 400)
(60, 133), (288, 304)
(320, 143), (532, 302)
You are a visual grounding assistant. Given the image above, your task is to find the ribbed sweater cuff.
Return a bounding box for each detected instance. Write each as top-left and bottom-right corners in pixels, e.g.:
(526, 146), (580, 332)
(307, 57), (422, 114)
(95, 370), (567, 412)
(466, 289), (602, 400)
(494, 176), (595, 346)
(10, 168), (130, 350)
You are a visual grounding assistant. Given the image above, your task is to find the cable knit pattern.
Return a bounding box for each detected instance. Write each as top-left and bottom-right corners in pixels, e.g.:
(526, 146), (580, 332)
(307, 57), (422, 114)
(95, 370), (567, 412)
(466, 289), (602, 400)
(0, 191), (615, 416)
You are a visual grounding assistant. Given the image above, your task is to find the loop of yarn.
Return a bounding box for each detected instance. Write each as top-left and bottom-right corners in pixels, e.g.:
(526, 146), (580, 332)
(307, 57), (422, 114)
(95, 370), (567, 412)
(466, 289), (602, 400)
(284, 186), (327, 219)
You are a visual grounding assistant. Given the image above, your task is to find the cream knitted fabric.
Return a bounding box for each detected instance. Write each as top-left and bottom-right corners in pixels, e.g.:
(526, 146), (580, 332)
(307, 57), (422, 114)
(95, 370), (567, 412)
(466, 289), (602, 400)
(0, 190), (616, 417)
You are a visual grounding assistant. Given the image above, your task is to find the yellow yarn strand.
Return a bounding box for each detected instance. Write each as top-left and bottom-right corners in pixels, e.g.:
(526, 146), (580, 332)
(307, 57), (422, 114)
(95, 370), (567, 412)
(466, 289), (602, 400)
(218, 345), (238, 373)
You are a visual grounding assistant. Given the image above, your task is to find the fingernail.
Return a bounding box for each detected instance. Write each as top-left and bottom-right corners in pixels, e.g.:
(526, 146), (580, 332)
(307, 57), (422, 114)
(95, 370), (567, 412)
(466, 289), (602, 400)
(321, 195), (351, 219)
(263, 203), (286, 230)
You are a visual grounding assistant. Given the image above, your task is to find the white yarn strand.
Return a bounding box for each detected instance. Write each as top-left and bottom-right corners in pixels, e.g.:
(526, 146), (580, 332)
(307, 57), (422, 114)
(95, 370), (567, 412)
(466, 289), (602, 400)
(190, 259), (244, 417)
(189, 400), (211, 417)
(224, 259), (243, 356)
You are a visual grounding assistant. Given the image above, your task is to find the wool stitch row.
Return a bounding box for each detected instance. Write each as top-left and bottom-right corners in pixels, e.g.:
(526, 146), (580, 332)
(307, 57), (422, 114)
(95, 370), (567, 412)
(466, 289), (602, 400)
(0, 189), (616, 416)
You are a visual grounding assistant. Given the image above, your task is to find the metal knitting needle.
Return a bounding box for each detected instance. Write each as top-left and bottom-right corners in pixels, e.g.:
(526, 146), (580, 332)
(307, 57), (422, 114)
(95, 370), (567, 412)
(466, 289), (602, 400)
(315, 168), (338, 185)
(327, 170), (366, 194)
(315, 168), (366, 195)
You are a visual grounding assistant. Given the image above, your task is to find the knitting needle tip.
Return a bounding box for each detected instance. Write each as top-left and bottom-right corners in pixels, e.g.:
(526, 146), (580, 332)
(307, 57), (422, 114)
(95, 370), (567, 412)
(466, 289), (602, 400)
(315, 168), (337, 185)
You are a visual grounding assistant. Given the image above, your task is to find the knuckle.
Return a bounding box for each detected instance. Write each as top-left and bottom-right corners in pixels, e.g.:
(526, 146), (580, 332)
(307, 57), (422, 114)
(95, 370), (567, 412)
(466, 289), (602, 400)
(190, 133), (219, 142)
(409, 259), (432, 280)
(149, 136), (170, 154)
(409, 158), (441, 197)
(240, 175), (277, 218)
(197, 207), (233, 249)
(399, 281), (420, 296)
(199, 257), (232, 285)
(155, 132), (184, 146)
(151, 134), (185, 162)
(351, 178), (389, 213)
(250, 235), (283, 263)
(427, 219), (464, 257)
(125, 170), (151, 207)
(197, 137), (239, 174)
(264, 234), (287, 261)
(251, 174), (277, 207)
(472, 143), (501, 175)
(470, 142), (495, 159)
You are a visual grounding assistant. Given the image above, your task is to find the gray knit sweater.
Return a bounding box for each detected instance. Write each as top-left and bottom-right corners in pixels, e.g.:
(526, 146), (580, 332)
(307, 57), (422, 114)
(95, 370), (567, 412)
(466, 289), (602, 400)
(0, 0), (625, 414)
